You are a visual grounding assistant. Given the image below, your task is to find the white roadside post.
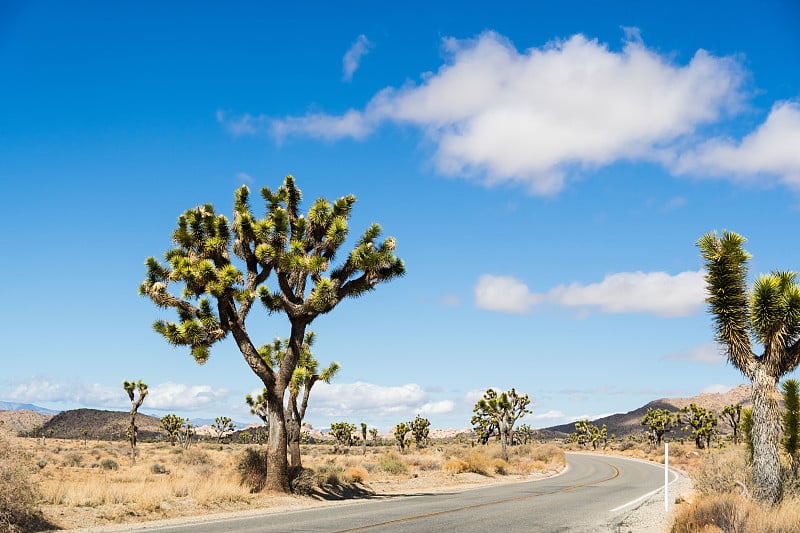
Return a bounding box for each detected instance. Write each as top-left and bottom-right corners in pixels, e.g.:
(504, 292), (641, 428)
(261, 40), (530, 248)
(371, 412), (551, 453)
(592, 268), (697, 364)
(664, 441), (669, 512)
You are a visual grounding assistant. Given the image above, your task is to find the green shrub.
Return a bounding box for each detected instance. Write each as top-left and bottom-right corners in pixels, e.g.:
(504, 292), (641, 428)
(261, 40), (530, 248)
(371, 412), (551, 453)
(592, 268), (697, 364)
(378, 453), (408, 475)
(150, 463), (167, 474)
(289, 466), (316, 495)
(62, 453), (82, 467)
(100, 458), (119, 471)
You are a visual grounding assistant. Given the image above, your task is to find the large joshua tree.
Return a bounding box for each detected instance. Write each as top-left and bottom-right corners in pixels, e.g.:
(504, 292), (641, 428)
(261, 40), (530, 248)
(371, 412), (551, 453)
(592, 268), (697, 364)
(140, 175), (404, 492)
(698, 230), (800, 503)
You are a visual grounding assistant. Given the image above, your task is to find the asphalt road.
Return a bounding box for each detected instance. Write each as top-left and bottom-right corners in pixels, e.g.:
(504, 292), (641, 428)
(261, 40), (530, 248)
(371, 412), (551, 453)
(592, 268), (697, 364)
(122, 453), (677, 533)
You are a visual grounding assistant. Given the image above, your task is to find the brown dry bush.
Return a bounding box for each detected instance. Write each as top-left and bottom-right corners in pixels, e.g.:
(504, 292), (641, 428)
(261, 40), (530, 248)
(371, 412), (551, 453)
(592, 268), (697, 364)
(0, 437), (48, 532)
(236, 448), (268, 492)
(443, 458), (469, 474)
(669, 492), (800, 532)
(344, 466), (369, 483)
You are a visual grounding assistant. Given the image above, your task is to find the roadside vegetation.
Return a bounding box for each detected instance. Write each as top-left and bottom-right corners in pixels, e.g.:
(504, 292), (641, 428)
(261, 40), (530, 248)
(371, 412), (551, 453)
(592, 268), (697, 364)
(6, 432), (564, 530)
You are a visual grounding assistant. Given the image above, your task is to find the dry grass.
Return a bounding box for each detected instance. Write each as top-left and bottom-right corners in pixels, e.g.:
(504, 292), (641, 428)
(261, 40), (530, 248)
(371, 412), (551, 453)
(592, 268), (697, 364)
(0, 435), (51, 532)
(14, 436), (565, 530)
(671, 492), (800, 532)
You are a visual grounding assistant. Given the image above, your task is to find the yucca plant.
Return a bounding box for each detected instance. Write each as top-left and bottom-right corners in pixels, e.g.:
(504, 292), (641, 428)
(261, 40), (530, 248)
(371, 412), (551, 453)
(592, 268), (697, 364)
(698, 230), (800, 503)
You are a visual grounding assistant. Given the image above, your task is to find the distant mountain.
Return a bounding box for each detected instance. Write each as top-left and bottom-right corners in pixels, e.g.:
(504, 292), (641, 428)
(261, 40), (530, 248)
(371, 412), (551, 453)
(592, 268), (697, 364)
(0, 409), (55, 436)
(0, 400), (60, 414)
(543, 384), (752, 438)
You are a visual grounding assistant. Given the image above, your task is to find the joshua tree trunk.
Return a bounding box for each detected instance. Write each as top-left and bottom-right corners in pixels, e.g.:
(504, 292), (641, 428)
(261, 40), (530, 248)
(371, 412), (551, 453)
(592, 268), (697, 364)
(286, 413), (302, 469)
(265, 390), (290, 493)
(750, 366), (783, 503)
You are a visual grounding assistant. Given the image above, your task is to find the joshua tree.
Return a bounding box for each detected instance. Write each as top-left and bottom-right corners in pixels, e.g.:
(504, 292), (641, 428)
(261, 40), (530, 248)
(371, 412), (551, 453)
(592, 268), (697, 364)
(394, 422), (410, 452)
(369, 427), (379, 445)
(409, 415), (431, 449)
(123, 380), (148, 463)
(213, 416), (236, 443)
(640, 408), (680, 446)
(80, 427), (89, 446)
(471, 388), (531, 461)
(681, 403), (718, 450)
(330, 422), (356, 449)
(140, 175), (404, 492)
(698, 230), (800, 503)
(782, 379), (800, 477)
(245, 389), (269, 427)
(573, 420), (607, 450)
(721, 403), (743, 445)
(361, 423), (367, 456)
(160, 414), (186, 446)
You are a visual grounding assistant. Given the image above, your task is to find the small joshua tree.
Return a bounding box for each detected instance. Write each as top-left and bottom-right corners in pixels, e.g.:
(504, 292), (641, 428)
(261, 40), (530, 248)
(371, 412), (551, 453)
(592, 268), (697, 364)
(410, 415), (431, 448)
(330, 422), (356, 449)
(123, 380), (148, 463)
(641, 408), (680, 446)
(682, 404), (718, 450)
(160, 414), (186, 446)
(721, 403), (743, 445)
(213, 416), (236, 443)
(394, 422), (410, 452)
(369, 427), (379, 445)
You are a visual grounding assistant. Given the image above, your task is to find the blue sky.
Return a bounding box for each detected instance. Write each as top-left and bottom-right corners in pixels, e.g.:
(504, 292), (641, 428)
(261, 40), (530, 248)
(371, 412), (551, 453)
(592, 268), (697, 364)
(2, 1), (799, 432)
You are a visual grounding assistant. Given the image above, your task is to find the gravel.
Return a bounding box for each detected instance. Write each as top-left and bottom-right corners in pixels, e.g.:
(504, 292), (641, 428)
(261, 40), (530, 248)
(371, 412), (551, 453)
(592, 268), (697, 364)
(613, 470), (693, 533)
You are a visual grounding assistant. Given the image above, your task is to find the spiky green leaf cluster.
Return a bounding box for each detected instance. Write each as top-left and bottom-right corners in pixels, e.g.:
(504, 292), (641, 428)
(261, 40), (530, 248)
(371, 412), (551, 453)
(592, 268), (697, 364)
(698, 230), (800, 378)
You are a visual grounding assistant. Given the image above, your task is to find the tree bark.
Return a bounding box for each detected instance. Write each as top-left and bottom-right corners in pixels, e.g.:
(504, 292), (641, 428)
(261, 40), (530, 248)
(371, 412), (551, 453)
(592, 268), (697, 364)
(286, 412), (302, 468)
(264, 389), (290, 493)
(750, 365), (783, 504)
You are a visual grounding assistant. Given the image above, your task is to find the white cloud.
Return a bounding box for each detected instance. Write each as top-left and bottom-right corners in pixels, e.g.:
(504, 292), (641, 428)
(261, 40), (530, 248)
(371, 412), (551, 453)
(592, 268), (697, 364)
(663, 342), (726, 365)
(474, 274), (541, 314)
(4, 378), (229, 413)
(475, 270), (706, 317)
(342, 34), (373, 82)
(216, 110), (268, 137)
(674, 101), (800, 186)
(548, 270), (706, 317)
(311, 381), (429, 418)
(147, 382), (229, 411)
(266, 31), (744, 194)
(419, 400), (455, 415)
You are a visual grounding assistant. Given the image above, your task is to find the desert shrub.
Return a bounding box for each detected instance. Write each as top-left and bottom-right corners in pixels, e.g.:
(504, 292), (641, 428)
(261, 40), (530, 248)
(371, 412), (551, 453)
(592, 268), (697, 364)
(178, 448), (210, 466)
(0, 437), (45, 532)
(36, 458), (47, 470)
(671, 493), (751, 532)
(236, 448), (267, 493)
(315, 464), (344, 486)
(492, 458), (508, 475)
(692, 448), (750, 496)
(377, 453), (408, 475)
(463, 450), (491, 476)
(289, 466), (316, 495)
(444, 458), (469, 474)
(345, 466), (369, 483)
(62, 453), (82, 467)
(100, 458), (119, 471)
(150, 463), (167, 474)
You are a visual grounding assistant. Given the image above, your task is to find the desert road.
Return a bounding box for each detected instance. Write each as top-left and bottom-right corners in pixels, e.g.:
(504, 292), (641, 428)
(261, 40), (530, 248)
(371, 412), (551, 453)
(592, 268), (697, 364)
(120, 453), (679, 533)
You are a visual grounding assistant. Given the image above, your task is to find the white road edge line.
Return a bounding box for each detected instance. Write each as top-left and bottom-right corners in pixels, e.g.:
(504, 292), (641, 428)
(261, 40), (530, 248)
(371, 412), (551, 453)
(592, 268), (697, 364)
(608, 469), (680, 513)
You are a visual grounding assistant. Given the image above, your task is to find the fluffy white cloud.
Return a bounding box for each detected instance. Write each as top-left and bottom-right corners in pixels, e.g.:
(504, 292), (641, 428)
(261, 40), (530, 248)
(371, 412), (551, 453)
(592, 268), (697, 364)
(474, 274), (541, 314)
(342, 34), (373, 82)
(674, 101), (800, 186)
(663, 342), (727, 365)
(475, 270), (706, 317)
(419, 400), (456, 415)
(548, 270), (706, 317)
(265, 31), (744, 194)
(146, 382), (229, 411)
(311, 381), (429, 418)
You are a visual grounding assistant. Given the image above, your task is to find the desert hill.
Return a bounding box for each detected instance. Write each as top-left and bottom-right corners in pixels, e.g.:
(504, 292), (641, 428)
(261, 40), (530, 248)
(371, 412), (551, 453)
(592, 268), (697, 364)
(0, 409), (54, 436)
(543, 384), (752, 438)
(37, 408), (163, 441)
